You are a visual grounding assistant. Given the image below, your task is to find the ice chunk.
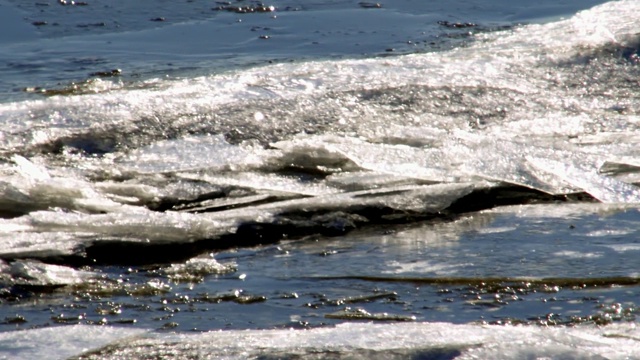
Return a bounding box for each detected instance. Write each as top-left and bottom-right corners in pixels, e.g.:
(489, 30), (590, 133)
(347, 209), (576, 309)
(270, 135), (363, 173)
(25, 209), (236, 244)
(272, 135), (456, 182)
(0, 230), (83, 259)
(12, 155), (51, 181)
(162, 255), (236, 282)
(0, 207), (242, 261)
(5, 260), (98, 287)
(3, 156), (132, 215)
(94, 181), (163, 206)
(528, 156), (640, 203)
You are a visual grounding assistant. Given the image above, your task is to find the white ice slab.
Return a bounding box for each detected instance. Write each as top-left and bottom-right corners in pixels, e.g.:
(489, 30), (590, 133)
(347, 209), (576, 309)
(3, 322), (637, 360)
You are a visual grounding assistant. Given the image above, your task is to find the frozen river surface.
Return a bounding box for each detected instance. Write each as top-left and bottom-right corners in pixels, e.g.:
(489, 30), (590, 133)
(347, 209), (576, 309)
(0, 0), (639, 358)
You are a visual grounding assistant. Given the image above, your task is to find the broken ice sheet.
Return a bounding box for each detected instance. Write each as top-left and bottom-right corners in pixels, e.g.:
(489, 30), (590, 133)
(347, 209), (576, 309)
(0, 230), (84, 259)
(446, 134), (578, 194)
(179, 171), (339, 197)
(2, 260), (98, 287)
(271, 135), (456, 182)
(27, 209), (235, 243)
(2, 156), (132, 216)
(0, 208), (241, 262)
(161, 255), (236, 282)
(212, 182), (482, 217)
(527, 156), (640, 203)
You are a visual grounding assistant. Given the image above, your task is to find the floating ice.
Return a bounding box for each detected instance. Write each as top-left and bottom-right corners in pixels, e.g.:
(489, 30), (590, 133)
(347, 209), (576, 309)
(528, 156), (640, 203)
(8, 322), (636, 360)
(2, 260), (98, 287)
(162, 255), (236, 282)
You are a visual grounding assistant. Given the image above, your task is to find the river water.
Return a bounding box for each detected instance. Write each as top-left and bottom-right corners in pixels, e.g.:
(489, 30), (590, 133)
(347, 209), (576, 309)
(0, 0), (639, 358)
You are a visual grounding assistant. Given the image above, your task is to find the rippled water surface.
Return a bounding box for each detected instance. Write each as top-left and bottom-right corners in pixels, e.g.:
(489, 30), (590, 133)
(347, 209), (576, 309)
(2, 204), (639, 334)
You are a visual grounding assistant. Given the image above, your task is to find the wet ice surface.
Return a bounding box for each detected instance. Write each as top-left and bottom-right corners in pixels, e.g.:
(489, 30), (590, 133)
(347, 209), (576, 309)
(70, 322), (640, 359)
(0, 0), (640, 358)
(2, 321), (640, 359)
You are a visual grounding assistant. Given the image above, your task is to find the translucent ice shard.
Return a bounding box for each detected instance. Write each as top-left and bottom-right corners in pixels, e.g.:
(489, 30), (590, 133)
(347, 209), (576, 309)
(1, 156), (131, 215)
(528, 156), (640, 203)
(4, 260), (98, 287)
